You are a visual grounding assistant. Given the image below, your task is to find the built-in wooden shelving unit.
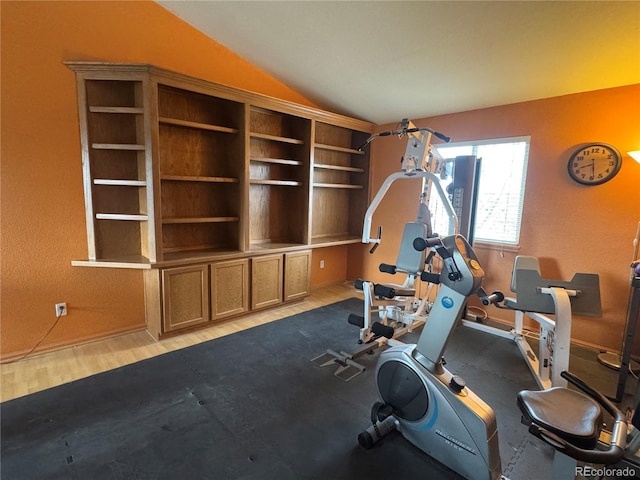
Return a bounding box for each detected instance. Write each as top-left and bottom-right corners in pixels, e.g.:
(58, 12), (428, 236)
(67, 62), (373, 338)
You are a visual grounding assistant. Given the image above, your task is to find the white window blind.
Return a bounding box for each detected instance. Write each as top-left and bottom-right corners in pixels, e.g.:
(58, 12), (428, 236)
(433, 137), (530, 245)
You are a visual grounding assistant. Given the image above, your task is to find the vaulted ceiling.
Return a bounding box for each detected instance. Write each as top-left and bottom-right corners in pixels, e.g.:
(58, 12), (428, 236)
(158, 1), (640, 124)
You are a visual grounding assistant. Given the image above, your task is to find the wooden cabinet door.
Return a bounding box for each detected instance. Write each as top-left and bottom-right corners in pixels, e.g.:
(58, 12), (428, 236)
(211, 259), (249, 320)
(162, 265), (209, 333)
(251, 254), (283, 310)
(284, 250), (311, 302)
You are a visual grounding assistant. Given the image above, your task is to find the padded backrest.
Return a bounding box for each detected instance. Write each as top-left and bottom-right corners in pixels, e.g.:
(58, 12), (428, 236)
(511, 255), (541, 292)
(396, 222), (428, 274)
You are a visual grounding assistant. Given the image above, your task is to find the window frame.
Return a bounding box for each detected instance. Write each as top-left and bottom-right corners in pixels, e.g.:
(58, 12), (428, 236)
(433, 135), (530, 248)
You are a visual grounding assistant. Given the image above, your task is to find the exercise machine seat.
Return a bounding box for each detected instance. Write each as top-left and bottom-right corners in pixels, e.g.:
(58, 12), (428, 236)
(517, 387), (603, 450)
(510, 255), (540, 293)
(377, 222), (428, 297)
(504, 255), (540, 310)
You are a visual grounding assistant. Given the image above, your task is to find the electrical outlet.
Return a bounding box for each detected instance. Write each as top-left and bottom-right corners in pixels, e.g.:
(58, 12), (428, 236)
(55, 302), (68, 317)
(320, 260), (325, 269)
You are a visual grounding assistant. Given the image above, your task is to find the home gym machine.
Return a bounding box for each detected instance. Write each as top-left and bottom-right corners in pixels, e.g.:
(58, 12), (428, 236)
(312, 120), (457, 382)
(462, 255), (602, 389)
(359, 233), (630, 480)
(439, 147), (603, 390)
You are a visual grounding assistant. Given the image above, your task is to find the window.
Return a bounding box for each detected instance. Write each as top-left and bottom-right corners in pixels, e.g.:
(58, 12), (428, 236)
(432, 136), (530, 245)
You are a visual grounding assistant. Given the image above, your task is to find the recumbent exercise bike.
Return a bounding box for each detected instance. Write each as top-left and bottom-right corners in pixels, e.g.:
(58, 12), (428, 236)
(359, 233), (630, 480)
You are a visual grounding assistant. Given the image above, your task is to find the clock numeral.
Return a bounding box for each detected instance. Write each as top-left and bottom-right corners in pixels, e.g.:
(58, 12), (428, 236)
(590, 147), (601, 154)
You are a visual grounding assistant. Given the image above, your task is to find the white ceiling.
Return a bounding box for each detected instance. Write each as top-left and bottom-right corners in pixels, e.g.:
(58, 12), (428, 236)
(158, 1), (640, 124)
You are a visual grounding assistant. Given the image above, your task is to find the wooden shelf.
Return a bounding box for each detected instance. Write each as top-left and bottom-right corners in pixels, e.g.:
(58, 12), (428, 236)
(89, 106), (144, 114)
(310, 234), (362, 246)
(91, 143), (145, 151)
(161, 175), (239, 183)
(314, 163), (364, 173)
(70, 63), (374, 272)
(250, 157), (302, 166)
(96, 213), (149, 221)
(159, 116), (238, 134)
(315, 143), (364, 155)
(72, 256), (152, 269)
(250, 179), (302, 187)
(161, 246), (242, 257)
(162, 244), (229, 253)
(93, 179), (147, 186)
(248, 242), (307, 252)
(250, 132), (304, 145)
(313, 183), (363, 189)
(162, 216), (240, 224)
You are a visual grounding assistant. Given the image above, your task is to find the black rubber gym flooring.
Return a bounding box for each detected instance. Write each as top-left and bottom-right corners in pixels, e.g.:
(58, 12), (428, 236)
(0, 298), (631, 479)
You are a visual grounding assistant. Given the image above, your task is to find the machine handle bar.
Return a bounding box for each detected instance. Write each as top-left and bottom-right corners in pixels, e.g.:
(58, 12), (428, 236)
(369, 226), (383, 254)
(412, 236), (442, 252)
(561, 371), (626, 424)
(481, 291), (505, 306)
(413, 236), (461, 281)
(529, 425), (624, 465)
(357, 126), (451, 151)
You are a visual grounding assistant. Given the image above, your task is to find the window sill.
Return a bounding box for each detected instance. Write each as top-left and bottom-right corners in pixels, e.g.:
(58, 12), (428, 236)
(473, 241), (520, 253)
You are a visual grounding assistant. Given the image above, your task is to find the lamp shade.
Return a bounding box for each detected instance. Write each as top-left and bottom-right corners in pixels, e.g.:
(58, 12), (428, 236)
(629, 151), (640, 163)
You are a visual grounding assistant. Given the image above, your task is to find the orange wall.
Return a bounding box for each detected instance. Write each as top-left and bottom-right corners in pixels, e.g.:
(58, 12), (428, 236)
(0, 1), (332, 359)
(310, 247), (349, 288)
(3, 1), (639, 359)
(350, 85), (640, 351)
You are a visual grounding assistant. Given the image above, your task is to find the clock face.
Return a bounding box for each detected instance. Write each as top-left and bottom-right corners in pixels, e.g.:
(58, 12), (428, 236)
(567, 143), (622, 185)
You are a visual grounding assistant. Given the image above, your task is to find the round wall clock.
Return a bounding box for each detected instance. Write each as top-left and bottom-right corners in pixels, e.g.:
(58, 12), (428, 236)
(567, 143), (622, 186)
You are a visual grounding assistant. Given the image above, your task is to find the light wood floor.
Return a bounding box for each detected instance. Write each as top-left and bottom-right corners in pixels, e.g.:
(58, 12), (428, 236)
(0, 283), (355, 403)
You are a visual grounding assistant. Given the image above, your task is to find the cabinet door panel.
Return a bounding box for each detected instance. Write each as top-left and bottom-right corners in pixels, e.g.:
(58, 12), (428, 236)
(211, 259), (249, 320)
(284, 251), (311, 302)
(251, 254), (283, 310)
(162, 265), (209, 332)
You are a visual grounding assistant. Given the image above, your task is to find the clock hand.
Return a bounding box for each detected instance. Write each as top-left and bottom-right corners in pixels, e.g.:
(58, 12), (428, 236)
(578, 161), (595, 169)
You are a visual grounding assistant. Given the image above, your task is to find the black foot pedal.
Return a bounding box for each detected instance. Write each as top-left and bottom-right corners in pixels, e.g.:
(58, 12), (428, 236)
(358, 416), (397, 449)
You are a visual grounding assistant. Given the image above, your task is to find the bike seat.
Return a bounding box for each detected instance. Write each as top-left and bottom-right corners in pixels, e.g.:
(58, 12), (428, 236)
(517, 387), (603, 450)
